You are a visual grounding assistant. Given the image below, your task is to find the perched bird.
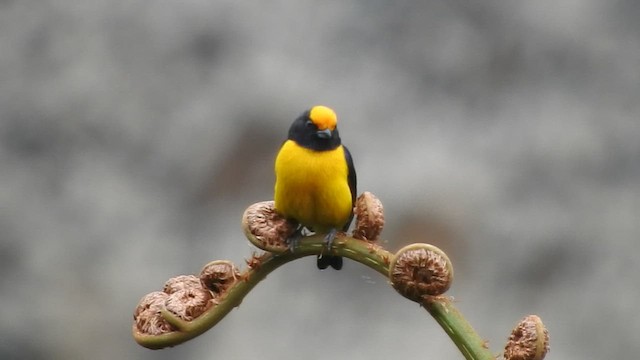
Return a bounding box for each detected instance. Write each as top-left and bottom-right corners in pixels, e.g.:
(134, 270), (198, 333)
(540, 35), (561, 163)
(274, 105), (357, 270)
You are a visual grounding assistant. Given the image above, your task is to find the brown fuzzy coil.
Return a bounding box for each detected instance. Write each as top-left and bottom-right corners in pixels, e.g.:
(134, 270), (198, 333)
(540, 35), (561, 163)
(200, 260), (240, 295)
(504, 315), (550, 360)
(133, 291), (175, 335)
(389, 243), (453, 302)
(352, 191), (385, 242)
(242, 201), (296, 252)
(164, 287), (214, 322)
(163, 274), (202, 295)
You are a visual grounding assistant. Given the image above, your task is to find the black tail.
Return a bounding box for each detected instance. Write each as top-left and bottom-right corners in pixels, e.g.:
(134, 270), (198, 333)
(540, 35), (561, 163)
(317, 255), (343, 270)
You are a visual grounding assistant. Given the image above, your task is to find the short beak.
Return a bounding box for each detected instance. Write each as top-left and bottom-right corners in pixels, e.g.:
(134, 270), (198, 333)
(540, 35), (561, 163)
(316, 128), (332, 139)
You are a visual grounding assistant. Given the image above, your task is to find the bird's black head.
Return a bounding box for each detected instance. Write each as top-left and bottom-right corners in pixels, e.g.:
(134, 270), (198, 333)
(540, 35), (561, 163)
(288, 105), (341, 151)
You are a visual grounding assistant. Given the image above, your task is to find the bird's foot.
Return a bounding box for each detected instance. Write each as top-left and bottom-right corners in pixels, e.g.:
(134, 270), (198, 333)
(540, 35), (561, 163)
(286, 227), (304, 251)
(318, 229), (343, 270)
(323, 228), (338, 250)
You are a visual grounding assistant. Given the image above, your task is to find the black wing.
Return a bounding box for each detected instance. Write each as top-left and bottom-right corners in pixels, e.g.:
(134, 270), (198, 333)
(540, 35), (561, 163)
(342, 145), (357, 231)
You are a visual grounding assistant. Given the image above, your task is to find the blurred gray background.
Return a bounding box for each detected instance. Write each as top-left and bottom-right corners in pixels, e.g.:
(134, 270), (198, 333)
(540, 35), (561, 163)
(1, 1), (638, 359)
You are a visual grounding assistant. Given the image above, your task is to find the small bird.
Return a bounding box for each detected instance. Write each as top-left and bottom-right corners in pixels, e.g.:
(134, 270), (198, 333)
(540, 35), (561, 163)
(274, 105), (357, 270)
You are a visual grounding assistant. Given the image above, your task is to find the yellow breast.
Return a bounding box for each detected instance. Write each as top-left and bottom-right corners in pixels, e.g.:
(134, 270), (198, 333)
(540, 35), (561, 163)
(274, 140), (353, 231)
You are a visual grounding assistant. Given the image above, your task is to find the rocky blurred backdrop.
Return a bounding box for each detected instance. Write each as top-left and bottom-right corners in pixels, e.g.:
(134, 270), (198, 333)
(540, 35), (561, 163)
(1, 1), (638, 359)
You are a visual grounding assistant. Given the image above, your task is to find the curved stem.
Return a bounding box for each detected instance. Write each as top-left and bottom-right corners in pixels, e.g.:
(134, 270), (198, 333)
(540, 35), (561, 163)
(134, 234), (495, 360)
(424, 297), (495, 360)
(133, 251), (301, 349)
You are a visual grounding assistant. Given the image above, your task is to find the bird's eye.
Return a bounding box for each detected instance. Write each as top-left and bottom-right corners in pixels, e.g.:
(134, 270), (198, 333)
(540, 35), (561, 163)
(305, 120), (314, 128)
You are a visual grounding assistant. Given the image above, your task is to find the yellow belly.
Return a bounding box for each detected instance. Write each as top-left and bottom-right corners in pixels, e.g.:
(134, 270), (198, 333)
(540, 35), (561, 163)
(274, 140), (353, 231)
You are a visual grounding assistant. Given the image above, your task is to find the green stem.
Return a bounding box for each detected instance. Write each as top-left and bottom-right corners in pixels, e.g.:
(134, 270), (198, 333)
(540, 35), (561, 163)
(134, 251), (302, 349)
(424, 298), (495, 360)
(134, 234), (495, 360)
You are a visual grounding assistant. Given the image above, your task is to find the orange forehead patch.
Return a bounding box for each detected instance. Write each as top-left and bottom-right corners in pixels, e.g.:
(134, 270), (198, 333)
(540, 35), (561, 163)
(309, 105), (337, 130)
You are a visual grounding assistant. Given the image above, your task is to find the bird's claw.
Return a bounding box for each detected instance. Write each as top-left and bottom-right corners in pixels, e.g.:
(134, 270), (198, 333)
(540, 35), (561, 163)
(286, 227), (304, 251)
(324, 228), (338, 250)
(288, 227), (339, 253)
